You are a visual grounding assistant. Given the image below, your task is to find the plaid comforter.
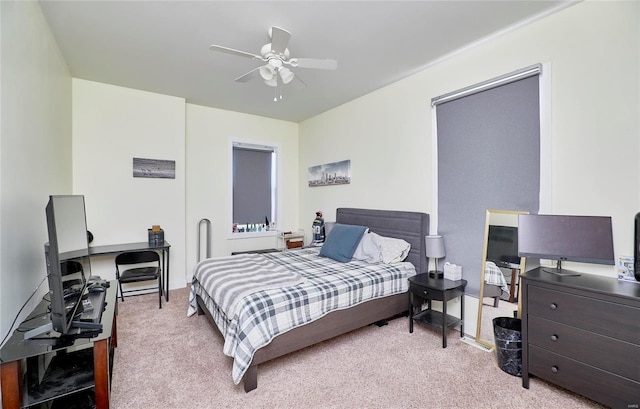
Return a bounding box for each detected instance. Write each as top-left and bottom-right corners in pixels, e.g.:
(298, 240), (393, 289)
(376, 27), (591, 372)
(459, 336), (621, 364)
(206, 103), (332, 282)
(188, 247), (416, 385)
(484, 261), (509, 296)
(187, 253), (306, 319)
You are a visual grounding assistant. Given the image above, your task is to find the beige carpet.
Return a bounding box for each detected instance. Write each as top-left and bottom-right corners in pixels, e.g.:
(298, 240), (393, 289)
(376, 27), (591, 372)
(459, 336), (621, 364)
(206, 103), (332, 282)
(110, 287), (603, 409)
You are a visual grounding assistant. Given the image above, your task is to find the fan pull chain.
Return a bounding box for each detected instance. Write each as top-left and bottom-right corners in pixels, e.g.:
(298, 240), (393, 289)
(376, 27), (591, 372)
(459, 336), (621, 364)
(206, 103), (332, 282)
(273, 84), (284, 102)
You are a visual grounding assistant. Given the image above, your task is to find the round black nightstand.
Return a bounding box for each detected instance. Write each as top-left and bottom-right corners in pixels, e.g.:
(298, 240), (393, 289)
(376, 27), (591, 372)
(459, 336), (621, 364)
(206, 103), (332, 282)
(408, 273), (467, 348)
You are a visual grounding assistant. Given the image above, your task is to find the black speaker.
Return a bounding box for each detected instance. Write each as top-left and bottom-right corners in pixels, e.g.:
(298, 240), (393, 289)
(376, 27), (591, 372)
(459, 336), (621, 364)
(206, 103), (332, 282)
(635, 213), (640, 281)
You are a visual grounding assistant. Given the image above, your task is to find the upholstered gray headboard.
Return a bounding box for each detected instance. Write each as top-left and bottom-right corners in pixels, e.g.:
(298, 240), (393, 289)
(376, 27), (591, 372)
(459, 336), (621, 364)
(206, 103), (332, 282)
(336, 208), (430, 273)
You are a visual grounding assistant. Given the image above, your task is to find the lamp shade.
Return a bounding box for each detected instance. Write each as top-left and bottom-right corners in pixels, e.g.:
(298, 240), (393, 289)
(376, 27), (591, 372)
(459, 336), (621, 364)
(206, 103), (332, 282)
(259, 65), (275, 81)
(279, 67), (294, 84)
(425, 235), (445, 258)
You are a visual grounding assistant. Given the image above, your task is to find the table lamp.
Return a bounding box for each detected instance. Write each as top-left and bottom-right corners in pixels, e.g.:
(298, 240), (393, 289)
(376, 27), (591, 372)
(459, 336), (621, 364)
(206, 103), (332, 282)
(426, 235), (445, 278)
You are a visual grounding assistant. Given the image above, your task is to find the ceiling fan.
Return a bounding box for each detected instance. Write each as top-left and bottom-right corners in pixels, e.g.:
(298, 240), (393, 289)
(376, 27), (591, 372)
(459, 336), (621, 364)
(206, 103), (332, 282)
(209, 26), (337, 96)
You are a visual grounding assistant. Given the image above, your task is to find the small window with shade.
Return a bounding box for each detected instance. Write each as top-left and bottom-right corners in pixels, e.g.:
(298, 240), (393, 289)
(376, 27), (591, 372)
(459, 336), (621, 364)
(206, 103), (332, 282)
(231, 141), (278, 236)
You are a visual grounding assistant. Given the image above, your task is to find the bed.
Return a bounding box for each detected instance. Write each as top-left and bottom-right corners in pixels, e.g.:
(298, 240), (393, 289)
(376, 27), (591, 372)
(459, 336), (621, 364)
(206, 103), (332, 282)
(188, 208), (429, 392)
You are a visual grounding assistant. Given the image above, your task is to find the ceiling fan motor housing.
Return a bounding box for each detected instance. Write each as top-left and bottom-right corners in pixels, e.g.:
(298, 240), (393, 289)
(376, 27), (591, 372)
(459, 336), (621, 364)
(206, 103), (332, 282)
(260, 43), (290, 61)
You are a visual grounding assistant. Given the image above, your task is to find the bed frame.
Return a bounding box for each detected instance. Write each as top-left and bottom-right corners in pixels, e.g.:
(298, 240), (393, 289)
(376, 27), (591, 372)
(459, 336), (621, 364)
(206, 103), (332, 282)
(196, 208), (429, 392)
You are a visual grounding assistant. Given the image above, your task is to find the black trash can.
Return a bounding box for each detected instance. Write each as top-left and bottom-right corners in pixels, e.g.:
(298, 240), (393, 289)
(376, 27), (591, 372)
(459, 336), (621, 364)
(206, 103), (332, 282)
(493, 317), (522, 377)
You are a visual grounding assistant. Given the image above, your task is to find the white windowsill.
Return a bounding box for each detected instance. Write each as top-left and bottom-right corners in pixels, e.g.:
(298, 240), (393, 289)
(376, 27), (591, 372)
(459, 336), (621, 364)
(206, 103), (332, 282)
(228, 230), (278, 240)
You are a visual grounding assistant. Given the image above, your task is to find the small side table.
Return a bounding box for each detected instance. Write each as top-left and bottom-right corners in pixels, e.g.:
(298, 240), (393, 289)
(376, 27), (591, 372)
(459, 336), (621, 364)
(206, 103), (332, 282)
(408, 273), (467, 348)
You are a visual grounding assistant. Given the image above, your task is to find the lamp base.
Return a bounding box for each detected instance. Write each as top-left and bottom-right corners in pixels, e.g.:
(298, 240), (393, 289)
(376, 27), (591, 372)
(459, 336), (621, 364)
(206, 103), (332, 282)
(428, 270), (444, 279)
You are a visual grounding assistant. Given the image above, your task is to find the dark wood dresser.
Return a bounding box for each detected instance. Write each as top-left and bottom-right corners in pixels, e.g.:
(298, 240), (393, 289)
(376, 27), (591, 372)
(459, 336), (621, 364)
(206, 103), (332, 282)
(521, 268), (640, 408)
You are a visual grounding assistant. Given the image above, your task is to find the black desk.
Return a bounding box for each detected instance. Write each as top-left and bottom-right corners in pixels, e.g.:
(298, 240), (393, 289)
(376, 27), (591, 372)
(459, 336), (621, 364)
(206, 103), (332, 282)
(89, 241), (171, 302)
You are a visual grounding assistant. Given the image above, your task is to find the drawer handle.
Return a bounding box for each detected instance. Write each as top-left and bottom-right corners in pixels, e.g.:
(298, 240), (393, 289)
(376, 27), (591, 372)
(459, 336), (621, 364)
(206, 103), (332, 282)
(551, 366), (559, 374)
(550, 334), (558, 341)
(549, 303), (557, 310)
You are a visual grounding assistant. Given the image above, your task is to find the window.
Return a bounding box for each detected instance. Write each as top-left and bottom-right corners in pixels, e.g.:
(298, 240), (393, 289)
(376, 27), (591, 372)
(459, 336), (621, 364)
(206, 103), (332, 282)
(231, 142), (277, 234)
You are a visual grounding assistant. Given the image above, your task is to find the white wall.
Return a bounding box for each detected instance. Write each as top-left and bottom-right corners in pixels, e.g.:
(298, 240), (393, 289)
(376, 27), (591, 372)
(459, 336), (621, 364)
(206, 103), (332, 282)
(71, 83), (299, 287)
(0, 1), (72, 342)
(299, 79), (432, 225)
(185, 103), (299, 277)
(72, 80), (186, 289)
(298, 1), (639, 334)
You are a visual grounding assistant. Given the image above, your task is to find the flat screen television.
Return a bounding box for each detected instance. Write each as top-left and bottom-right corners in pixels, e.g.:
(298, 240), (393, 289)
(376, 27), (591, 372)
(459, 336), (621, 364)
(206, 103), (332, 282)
(518, 214), (614, 276)
(486, 225), (521, 269)
(25, 195), (97, 339)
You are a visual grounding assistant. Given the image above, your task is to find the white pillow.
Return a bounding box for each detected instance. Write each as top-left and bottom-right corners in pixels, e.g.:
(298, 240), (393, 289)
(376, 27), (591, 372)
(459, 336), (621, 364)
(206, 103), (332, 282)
(351, 230), (382, 263)
(371, 232), (411, 263)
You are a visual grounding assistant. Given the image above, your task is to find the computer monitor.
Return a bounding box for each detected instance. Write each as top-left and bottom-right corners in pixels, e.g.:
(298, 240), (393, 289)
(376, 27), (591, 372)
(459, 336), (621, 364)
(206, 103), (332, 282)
(518, 214), (614, 276)
(25, 195), (94, 339)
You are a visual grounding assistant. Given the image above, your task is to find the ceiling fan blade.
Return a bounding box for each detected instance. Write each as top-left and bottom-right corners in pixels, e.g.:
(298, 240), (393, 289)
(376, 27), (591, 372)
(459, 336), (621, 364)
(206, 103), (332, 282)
(209, 44), (263, 60)
(291, 74), (306, 89)
(289, 58), (337, 70)
(235, 67), (261, 83)
(270, 26), (291, 55)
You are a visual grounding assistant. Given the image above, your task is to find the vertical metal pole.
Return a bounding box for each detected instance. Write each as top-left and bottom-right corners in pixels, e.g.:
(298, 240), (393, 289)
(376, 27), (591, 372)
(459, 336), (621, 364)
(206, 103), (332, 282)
(197, 219), (212, 262)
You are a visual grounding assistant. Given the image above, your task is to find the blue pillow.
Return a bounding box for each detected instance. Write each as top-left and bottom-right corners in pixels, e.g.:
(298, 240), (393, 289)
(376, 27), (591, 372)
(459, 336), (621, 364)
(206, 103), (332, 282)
(319, 224), (367, 263)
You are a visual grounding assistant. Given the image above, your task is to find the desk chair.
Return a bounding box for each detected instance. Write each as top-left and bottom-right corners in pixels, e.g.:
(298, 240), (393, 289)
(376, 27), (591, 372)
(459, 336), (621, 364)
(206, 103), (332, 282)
(61, 260), (83, 276)
(115, 251), (162, 309)
(60, 260), (85, 290)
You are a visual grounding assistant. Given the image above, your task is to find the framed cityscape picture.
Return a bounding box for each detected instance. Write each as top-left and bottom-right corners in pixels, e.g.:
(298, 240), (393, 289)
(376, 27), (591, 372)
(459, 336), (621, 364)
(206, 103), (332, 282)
(308, 159), (351, 187)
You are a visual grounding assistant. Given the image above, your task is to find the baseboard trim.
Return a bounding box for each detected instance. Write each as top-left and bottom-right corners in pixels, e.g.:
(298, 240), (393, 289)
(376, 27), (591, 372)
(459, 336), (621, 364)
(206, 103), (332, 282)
(461, 336), (494, 352)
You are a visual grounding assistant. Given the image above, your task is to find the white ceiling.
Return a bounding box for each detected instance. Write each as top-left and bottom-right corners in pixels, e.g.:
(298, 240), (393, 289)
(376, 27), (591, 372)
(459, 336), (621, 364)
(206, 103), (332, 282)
(39, 1), (575, 123)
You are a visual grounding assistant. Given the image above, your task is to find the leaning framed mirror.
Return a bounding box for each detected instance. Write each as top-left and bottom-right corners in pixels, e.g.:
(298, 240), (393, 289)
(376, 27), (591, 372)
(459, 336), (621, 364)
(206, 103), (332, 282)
(475, 209), (528, 350)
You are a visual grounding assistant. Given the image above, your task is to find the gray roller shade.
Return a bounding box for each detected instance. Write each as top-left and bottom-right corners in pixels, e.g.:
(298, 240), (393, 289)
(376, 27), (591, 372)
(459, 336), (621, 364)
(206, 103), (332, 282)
(436, 72), (541, 296)
(233, 146), (273, 225)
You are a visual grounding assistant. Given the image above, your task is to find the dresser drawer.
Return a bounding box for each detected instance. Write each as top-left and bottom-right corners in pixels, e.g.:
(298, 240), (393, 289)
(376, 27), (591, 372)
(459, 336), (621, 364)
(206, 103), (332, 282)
(528, 315), (640, 381)
(529, 346), (640, 408)
(528, 285), (640, 345)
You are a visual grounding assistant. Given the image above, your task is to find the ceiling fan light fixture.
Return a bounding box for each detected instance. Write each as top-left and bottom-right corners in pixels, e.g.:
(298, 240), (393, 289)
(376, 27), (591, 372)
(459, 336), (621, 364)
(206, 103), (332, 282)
(259, 65), (275, 81)
(264, 76), (278, 87)
(279, 67), (294, 84)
